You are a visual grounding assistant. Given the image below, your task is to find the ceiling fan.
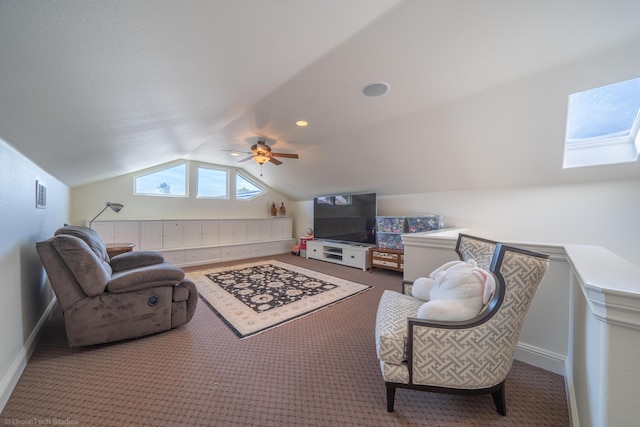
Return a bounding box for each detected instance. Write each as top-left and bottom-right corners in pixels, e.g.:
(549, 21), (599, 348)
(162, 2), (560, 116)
(227, 140), (299, 175)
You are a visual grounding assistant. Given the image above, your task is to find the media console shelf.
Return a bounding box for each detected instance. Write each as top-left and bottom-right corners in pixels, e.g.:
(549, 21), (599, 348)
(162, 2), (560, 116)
(306, 240), (372, 271)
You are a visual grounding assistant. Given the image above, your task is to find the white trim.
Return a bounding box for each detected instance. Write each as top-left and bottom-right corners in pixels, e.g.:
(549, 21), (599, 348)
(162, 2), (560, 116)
(0, 297), (57, 413)
(514, 342), (566, 376)
(565, 244), (640, 330)
(196, 164), (230, 200)
(564, 360), (580, 427)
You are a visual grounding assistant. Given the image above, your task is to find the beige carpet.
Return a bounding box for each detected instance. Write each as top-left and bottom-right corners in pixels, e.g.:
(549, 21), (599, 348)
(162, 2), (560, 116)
(190, 260), (371, 338)
(1, 254), (570, 426)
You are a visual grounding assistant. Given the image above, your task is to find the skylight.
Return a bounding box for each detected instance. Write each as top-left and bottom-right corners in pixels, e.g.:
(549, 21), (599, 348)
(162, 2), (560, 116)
(563, 77), (640, 168)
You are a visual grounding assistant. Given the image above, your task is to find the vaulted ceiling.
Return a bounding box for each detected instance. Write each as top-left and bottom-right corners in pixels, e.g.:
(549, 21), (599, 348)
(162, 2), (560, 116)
(2, 0), (640, 200)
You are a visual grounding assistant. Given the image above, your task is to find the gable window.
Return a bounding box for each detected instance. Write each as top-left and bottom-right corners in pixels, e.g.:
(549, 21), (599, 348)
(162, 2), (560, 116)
(134, 163), (187, 197)
(236, 171), (265, 200)
(563, 77), (640, 168)
(197, 166), (228, 199)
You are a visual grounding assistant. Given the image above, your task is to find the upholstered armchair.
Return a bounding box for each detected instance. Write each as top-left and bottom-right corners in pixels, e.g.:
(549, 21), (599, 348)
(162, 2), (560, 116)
(375, 234), (549, 415)
(36, 226), (198, 347)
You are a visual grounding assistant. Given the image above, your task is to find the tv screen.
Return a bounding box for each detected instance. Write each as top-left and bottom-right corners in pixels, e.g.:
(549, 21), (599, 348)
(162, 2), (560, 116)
(313, 192), (377, 245)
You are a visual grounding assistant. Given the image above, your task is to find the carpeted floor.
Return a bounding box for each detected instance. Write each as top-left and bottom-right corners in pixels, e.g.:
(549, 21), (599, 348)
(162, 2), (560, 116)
(1, 254), (570, 426)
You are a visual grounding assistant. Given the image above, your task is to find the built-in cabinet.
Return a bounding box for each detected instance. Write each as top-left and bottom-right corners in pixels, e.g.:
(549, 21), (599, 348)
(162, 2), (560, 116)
(91, 220), (140, 248)
(89, 218), (294, 267)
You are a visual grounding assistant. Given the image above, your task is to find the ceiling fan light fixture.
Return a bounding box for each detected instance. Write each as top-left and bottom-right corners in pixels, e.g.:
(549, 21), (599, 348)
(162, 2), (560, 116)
(362, 81), (390, 97)
(253, 154), (270, 164)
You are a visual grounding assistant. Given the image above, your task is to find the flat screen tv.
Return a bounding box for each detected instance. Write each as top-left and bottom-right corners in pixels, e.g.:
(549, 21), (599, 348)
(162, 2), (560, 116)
(313, 192), (377, 245)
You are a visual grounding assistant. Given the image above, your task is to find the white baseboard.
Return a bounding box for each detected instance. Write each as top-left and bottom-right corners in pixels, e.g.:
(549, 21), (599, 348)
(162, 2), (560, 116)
(514, 341), (566, 376)
(564, 361), (580, 427)
(0, 297), (57, 413)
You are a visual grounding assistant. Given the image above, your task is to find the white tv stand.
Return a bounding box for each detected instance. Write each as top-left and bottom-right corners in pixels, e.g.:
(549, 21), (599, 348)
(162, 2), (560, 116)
(306, 240), (373, 271)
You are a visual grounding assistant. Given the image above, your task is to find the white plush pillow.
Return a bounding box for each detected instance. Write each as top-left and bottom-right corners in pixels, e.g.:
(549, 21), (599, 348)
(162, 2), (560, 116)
(412, 259), (495, 321)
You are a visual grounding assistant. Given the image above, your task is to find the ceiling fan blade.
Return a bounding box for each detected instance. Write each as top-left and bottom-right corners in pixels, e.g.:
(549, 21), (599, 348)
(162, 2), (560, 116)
(238, 155), (254, 162)
(268, 157), (283, 165)
(271, 152), (299, 159)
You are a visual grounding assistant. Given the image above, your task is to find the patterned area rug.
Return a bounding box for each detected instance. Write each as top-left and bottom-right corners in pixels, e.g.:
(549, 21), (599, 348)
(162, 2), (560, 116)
(188, 260), (372, 338)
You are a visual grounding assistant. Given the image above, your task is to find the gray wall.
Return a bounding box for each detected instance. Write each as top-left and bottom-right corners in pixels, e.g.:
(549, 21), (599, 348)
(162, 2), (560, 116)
(0, 139), (69, 410)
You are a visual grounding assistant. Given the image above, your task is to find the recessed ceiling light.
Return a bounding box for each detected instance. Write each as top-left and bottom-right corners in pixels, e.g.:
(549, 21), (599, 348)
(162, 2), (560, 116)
(362, 82), (390, 97)
(296, 120), (309, 127)
(230, 152), (240, 156)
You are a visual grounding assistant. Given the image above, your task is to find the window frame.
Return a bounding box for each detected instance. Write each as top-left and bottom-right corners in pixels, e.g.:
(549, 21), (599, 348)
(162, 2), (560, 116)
(133, 161), (189, 198)
(235, 170), (266, 200)
(563, 78), (640, 169)
(196, 165), (230, 200)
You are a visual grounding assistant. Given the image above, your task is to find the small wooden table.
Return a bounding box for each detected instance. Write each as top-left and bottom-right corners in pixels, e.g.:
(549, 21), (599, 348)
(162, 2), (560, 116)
(369, 247), (404, 273)
(106, 243), (135, 258)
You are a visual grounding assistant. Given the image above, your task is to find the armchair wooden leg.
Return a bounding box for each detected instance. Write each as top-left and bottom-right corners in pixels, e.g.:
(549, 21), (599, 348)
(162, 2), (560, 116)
(491, 381), (506, 416)
(386, 384), (396, 412)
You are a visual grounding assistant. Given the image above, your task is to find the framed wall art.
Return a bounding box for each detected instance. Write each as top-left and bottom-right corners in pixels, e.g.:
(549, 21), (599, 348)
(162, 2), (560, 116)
(36, 180), (46, 209)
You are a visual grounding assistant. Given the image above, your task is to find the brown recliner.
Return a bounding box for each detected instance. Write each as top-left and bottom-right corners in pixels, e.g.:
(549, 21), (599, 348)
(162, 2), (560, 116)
(36, 226), (198, 347)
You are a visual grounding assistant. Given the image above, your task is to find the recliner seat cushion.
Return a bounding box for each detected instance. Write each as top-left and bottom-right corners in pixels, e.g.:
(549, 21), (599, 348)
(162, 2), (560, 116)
(375, 290), (424, 365)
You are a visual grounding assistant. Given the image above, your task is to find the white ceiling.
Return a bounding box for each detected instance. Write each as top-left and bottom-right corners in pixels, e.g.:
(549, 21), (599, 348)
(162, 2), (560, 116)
(2, 0), (640, 200)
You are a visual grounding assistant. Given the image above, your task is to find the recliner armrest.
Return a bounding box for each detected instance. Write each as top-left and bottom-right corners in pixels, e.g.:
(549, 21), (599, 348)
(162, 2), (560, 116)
(110, 251), (165, 272)
(107, 263), (185, 293)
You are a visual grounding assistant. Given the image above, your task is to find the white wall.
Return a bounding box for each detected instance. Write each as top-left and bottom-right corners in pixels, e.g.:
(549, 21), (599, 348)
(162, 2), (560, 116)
(70, 160), (292, 225)
(293, 179), (640, 265)
(379, 179), (640, 265)
(0, 139), (69, 411)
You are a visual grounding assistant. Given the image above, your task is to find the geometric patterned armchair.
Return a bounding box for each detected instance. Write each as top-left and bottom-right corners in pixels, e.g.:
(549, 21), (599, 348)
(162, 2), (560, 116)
(375, 234), (549, 415)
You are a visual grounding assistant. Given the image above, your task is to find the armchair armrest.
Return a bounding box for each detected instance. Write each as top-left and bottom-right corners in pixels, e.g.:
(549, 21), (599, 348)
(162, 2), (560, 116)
(107, 263), (185, 293)
(110, 251), (165, 272)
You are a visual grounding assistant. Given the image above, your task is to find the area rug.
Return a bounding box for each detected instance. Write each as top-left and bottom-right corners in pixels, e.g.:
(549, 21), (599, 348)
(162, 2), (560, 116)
(187, 260), (372, 339)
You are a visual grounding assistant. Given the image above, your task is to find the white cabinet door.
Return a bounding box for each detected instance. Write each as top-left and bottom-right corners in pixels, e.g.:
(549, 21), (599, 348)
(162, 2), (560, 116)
(91, 221), (115, 244)
(220, 244), (250, 260)
(140, 221), (163, 250)
(248, 219), (272, 241)
(219, 220), (247, 243)
(306, 241), (323, 261)
(234, 220), (248, 241)
(271, 218), (292, 239)
(219, 221), (234, 243)
(163, 221), (183, 248)
(161, 249), (186, 265)
(342, 248), (366, 269)
(250, 242), (273, 256)
(114, 221), (139, 247)
(201, 220), (219, 245)
(183, 220), (202, 247)
(185, 247), (220, 264)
